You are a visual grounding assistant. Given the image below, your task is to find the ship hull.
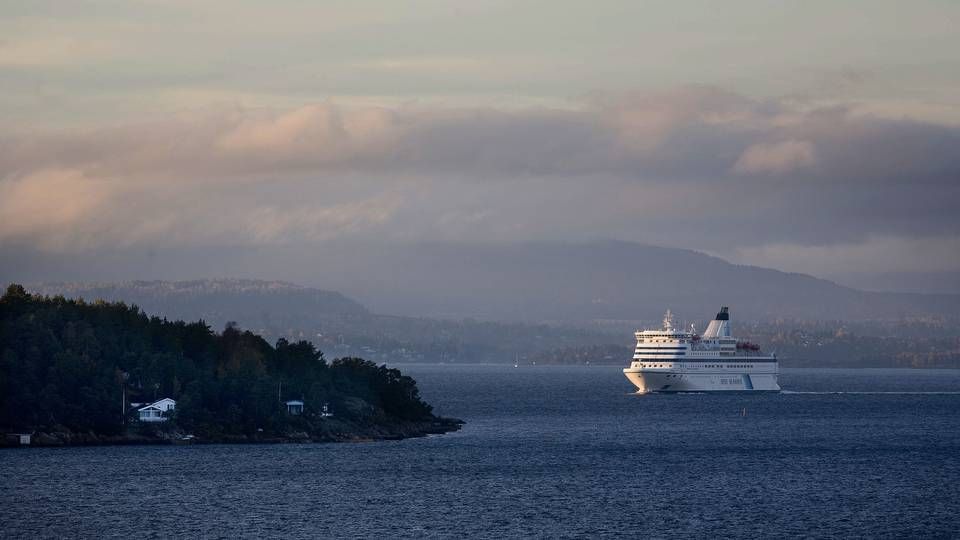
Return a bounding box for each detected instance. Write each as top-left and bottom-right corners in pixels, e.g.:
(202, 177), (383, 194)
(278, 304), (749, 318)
(623, 368), (780, 393)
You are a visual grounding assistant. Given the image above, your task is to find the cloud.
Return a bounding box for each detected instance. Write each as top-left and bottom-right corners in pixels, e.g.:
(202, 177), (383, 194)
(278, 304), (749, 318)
(733, 139), (817, 175)
(0, 168), (113, 248)
(0, 86), (958, 268)
(243, 195), (403, 243)
(597, 86), (766, 153)
(0, 36), (115, 67)
(4, 86), (957, 183)
(216, 104), (399, 163)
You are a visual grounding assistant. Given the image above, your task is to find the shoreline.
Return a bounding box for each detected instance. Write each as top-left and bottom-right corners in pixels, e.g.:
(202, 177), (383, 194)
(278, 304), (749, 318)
(1, 417), (464, 448)
(397, 362), (960, 370)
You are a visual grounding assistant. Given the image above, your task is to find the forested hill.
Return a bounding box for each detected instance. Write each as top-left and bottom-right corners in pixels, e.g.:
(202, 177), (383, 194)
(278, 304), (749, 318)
(0, 285), (459, 444)
(27, 279), (616, 364)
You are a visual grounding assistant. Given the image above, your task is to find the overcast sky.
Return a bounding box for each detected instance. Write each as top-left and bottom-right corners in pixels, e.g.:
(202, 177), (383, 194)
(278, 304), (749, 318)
(1, 1), (959, 291)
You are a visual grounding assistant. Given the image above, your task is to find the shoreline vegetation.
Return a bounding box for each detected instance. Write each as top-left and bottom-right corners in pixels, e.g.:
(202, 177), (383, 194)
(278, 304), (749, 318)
(0, 285), (461, 448)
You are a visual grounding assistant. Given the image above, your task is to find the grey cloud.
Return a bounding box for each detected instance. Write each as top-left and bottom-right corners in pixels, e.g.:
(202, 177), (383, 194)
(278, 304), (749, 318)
(5, 86), (959, 181)
(1, 87), (958, 257)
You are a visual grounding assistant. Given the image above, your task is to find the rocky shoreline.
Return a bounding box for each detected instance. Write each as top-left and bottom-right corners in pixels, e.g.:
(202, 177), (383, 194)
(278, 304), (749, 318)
(1, 417), (464, 448)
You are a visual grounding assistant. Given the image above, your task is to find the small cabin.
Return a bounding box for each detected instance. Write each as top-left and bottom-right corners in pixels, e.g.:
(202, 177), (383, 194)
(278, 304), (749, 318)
(138, 398), (176, 422)
(284, 400), (304, 415)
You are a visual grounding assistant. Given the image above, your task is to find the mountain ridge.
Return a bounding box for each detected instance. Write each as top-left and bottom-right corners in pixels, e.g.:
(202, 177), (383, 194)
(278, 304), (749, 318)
(21, 241), (959, 324)
(304, 240), (959, 322)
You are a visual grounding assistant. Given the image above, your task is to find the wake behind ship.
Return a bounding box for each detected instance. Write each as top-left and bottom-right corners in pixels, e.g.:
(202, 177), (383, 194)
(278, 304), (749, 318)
(623, 307), (780, 393)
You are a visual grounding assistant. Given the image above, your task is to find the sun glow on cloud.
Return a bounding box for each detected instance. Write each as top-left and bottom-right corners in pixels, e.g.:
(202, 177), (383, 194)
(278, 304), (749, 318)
(0, 169), (114, 249)
(1, 88), (957, 266)
(1, 1), (959, 285)
(733, 140), (817, 175)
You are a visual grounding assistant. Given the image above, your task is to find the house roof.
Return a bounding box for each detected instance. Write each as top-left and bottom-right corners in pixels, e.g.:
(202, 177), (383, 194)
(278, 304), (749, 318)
(138, 398), (176, 411)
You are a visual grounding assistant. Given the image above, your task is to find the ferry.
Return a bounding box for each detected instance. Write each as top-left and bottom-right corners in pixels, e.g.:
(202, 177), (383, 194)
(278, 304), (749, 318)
(623, 307), (780, 393)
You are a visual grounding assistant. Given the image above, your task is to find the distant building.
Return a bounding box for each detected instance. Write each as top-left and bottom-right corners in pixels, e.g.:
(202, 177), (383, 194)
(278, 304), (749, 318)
(320, 403), (333, 418)
(138, 398), (176, 422)
(284, 400), (304, 415)
(4, 433), (31, 445)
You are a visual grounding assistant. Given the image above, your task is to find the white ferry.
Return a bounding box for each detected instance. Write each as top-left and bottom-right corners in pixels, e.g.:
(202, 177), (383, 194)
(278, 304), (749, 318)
(623, 307), (780, 393)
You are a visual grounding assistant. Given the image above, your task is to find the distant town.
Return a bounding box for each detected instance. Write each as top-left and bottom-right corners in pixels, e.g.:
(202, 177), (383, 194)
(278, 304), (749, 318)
(27, 280), (960, 369)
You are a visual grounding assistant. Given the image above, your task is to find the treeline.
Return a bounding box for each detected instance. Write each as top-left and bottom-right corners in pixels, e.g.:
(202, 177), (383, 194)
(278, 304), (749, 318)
(529, 344), (633, 365)
(0, 285), (435, 437)
(29, 280), (619, 364)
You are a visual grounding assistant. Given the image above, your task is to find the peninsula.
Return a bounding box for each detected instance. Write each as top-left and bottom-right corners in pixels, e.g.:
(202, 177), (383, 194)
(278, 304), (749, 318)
(0, 285), (461, 447)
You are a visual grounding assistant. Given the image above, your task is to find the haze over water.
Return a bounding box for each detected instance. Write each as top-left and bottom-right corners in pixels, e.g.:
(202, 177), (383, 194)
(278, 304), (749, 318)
(3, 366), (959, 538)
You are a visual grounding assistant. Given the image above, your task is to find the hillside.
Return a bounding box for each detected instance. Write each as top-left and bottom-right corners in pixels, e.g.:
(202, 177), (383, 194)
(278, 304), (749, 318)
(0, 285), (460, 445)
(8, 241), (958, 324)
(26, 279), (615, 364)
(297, 241), (960, 323)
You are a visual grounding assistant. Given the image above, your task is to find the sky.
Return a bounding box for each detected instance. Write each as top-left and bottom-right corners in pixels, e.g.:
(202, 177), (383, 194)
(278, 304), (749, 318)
(1, 1), (959, 293)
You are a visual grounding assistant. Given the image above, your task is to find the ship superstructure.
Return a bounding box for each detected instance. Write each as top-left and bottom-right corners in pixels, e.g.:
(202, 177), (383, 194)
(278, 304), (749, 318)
(623, 307), (780, 393)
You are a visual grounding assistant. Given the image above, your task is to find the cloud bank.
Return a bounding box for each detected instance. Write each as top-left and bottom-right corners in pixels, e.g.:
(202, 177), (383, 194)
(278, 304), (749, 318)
(1, 86), (958, 279)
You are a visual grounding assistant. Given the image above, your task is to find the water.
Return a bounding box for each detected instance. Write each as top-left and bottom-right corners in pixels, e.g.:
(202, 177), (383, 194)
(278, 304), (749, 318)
(3, 366), (960, 538)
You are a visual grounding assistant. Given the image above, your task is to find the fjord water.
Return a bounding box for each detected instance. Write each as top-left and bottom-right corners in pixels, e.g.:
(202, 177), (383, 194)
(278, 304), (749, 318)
(3, 367), (960, 538)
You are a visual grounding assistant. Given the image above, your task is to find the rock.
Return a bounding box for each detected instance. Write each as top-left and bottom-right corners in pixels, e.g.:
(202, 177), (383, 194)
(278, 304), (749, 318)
(33, 432), (64, 446)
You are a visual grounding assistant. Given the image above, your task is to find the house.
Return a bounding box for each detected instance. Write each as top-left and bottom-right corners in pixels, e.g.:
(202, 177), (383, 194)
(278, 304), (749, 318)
(284, 400), (304, 415)
(4, 433), (31, 446)
(138, 398), (176, 422)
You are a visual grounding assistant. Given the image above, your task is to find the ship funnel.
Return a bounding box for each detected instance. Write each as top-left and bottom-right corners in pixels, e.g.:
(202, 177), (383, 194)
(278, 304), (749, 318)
(702, 306), (732, 338)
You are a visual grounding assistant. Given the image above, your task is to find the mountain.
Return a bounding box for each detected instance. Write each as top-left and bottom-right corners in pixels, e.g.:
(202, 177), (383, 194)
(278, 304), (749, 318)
(827, 271), (960, 295)
(19, 241), (960, 326)
(297, 241), (960, 323)
(22, 263), (960, 368)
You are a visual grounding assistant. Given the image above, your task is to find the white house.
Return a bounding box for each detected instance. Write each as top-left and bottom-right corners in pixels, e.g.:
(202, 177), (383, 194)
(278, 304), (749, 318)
(138, 398), (176, 422)
(284, 400), (304, 415)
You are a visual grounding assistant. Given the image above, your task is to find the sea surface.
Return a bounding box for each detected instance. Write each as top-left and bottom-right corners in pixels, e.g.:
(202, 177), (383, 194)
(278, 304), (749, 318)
(3, 366), (960, 539)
